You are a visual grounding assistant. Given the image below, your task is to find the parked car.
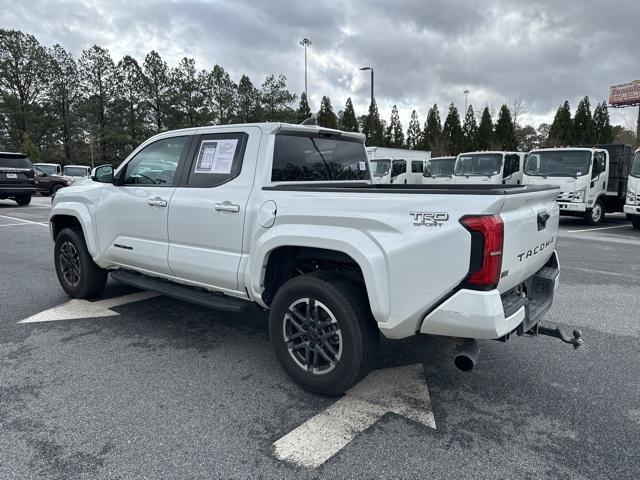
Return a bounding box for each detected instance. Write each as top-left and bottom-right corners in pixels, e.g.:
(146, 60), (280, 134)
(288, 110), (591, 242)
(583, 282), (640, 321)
(63, 165), (91, 182)
(33, 162), (63, 176)
(0, 152), (37, 206)
(49, 123), (575, 395)
(34, 165), (72, 196)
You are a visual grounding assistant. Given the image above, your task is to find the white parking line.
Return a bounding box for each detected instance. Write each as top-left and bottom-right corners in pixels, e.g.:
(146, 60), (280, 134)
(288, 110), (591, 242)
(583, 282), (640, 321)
(0, 222), (45, 228)
(566, 225), (629, 233)
(0, 214), (48, 226)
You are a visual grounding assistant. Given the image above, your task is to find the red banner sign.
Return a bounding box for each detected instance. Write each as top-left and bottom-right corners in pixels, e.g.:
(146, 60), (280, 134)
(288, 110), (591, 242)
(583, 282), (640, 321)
(609, 80), (640, 106)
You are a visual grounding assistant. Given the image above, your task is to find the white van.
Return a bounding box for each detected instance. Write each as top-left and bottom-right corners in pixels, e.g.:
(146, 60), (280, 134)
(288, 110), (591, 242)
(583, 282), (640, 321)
(366, 147), (430, 185)
(422, 156), (456, 185)
(452, 151), (526, 185)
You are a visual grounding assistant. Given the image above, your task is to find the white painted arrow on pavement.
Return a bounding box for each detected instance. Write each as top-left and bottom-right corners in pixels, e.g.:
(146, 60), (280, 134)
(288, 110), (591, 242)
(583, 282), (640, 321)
(273, 364), (435, 468)
(19, 291), (159, 323)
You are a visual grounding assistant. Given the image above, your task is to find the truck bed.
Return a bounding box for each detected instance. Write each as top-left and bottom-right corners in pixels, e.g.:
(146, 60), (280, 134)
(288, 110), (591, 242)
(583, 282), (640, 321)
(264, 183), (558, 195)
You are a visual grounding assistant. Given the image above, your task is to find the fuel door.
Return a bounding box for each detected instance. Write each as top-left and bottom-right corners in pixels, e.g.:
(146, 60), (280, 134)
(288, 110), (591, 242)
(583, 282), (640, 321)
(258, 200), (277, 228)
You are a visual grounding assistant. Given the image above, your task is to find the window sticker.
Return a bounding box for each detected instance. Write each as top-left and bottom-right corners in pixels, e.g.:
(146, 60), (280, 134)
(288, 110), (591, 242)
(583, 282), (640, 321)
(194, 139), (238, 174)
(358, 161), (366, 171)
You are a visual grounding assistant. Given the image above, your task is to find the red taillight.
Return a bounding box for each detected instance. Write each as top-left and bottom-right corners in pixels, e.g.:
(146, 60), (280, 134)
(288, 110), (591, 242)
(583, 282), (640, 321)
(460, 215), (504, 290)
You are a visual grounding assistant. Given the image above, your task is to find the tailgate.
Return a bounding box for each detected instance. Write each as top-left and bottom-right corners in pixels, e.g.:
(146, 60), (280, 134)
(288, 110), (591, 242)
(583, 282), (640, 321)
(0, 167), (34, 185)
(497, 187), (560, 293)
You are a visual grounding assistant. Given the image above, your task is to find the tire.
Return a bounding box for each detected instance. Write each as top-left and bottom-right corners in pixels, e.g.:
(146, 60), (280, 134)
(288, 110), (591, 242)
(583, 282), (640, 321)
(16, 195), (31, 206)
(269, 274), (379, 396)
(51, 184), (64, 195)
(631, 216), (640, 230)
(584, 198), (604, 225)
(54, 227), (108, 298)
(40, 192), (51, 197)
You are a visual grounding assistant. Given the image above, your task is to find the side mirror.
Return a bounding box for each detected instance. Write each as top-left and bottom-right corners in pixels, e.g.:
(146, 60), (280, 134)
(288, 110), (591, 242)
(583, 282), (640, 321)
(91, 164), (114, 183)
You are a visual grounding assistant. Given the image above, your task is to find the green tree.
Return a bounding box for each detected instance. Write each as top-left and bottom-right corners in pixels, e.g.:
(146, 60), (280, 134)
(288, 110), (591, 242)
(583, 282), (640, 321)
(405, 109), (421, 149)
(547, 101), (573, 146)
(316, 95), (338, 129)
(296, 91), (312, 123)
(476, 107), (494, 150)
(20, 133), (40, 161)
(142, 50), (171, 133)
(235, 74), (260, 123)
(339, 97), (359, 132)
(170, 57), (208, 128)
(420, 104), (443, 154)
(260, 74), (296, 122)
(442, 103), (463, 155)
(361, 99), (384, 146)
(385, 105), (404, 148)
(593, 101), (613, 144)
(206, 64), (237, 125)
(0, 29), (49, 150)
(516, 124), (543, 152)
(494, 104), (517, 150)
(114, 55), (147, 153)
(462, 105), (478, 152)
(573, 96), (595, 144)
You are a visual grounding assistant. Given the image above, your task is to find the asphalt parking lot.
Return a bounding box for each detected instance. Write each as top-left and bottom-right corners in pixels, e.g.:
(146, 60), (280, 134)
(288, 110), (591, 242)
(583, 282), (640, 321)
(1, 197), (639, 480)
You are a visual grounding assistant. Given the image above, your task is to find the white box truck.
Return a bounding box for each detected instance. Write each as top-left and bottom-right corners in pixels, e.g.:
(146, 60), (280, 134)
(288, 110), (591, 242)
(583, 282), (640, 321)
(422, 156), (456, 185)
(624, 148), (640, 229)
(452, 151), (526, 186)
(366, 147), (430, 185)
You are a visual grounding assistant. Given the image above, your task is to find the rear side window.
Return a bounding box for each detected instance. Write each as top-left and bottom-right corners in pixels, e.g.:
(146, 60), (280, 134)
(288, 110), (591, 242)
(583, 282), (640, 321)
(272, 134), (369, 182)
(411, 161), (423, 173)
(0, 155), (32, 169)
(186, 132), (248, 187)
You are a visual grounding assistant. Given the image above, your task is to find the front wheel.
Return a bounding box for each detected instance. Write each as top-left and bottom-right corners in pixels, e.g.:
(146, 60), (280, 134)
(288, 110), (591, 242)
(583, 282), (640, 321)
(631, 215), (640, 230)
(584, 199), (604, 225)
(16, 195), (31, 206)
(54, 227), (108, 298)
(269, 275), (379, 396)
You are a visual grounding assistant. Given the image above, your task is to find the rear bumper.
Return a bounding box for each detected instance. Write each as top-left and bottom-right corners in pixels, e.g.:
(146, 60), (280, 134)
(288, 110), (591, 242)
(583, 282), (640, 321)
(558, 202), (587, 213)
(419, 251), (560, 339)
(624, 204), (640, 215)
(0, 186), (37, 197)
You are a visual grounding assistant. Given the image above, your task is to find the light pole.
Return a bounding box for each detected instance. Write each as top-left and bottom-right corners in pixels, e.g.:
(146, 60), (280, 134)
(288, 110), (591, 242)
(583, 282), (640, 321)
(360, 66), (374, 142)
(299, 38), (311, 99)
(464, 89), (470, 114)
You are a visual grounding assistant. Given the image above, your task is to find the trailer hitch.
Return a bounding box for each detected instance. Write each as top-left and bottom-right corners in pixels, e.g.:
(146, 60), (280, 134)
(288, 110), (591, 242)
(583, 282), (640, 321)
(530, 324), (583, 349)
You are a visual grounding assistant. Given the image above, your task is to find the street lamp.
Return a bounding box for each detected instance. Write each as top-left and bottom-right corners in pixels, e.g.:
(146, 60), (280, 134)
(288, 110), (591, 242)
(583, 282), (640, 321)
(360, 66), (374, 143)
(299, 38), (311, 99)
(464, 89), (470, 114)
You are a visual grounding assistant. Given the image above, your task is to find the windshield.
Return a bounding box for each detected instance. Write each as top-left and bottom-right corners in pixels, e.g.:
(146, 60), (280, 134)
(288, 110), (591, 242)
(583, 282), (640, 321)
(35, 164), (57, 175)
(525, 150), (591, 177)
(427, 158), (455, 176)
(64, 166), (89, 177)
(631, 151), (640, 178)
(454, 153), (503, 176)
(371, 159), (391, 177)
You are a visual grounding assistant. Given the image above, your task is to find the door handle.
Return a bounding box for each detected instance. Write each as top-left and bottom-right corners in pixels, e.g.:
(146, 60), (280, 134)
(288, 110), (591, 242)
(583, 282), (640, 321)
(214, 201), (240, 213)
(147, 197), (167, 207)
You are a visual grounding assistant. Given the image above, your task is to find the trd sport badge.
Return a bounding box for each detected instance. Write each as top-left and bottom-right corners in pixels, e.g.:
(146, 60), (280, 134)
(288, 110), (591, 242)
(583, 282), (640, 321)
(410, 212), (449, 227)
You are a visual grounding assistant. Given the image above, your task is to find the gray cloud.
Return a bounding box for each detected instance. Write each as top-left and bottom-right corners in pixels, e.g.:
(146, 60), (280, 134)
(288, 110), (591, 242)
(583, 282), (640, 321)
(1, 0), (638, 128)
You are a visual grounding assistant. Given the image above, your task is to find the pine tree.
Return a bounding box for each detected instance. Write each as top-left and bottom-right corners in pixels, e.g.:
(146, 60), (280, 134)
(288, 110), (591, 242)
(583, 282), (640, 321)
(142, 50), (171, 133)
(206, 64), (237, 125)
(494, 104), (517, 150)
(235, 74), (260, 123)
(405, 110), (421, 149)
(170, 57), (208, 129)
(385, 105), (405, 148)
(361, 99), (384, 146)
(114, 55), (147, 154)
(442, 103), (463, 155)
(316, 96), (338, 129)
(462, 105), (478, 152)
(547, 101), (573, 146)
(296, 92), (312, 123)
(420, 104), (443, 154)
(477, 107), (494, 150)
(339, 97), (359, 132)
(593, 102), (613, 144)
(260, 74), (296, 122)
(573, 96), (595, 145)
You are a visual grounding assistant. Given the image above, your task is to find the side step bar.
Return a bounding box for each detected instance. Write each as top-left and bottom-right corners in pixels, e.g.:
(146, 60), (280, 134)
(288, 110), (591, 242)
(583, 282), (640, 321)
(110, 269), (249, 313)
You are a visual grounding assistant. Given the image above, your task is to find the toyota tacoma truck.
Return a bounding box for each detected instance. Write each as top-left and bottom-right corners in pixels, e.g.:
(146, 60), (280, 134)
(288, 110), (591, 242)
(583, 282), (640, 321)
(49, 122), (580, 395)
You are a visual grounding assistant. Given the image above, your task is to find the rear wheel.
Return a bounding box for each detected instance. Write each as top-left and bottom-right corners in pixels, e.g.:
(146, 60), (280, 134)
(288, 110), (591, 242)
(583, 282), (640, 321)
(631, 215), (640, 230)
(584, 199), (604, 225)
(54, 227), (108, 298)
(16, 195), (31, 206)
(269, 275), (379, 396)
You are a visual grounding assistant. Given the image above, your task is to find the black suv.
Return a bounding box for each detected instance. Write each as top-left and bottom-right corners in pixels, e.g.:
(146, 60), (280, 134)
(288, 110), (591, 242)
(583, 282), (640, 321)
(0, 152), (37, 206)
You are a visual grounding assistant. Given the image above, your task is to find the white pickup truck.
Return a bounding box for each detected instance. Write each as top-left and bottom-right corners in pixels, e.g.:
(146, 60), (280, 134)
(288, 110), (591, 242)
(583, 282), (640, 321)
(49, 122), (579, 395)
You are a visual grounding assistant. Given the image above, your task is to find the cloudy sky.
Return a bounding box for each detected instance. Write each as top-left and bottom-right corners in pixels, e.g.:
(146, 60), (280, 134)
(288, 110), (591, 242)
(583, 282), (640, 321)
(2, 0), (639, 130)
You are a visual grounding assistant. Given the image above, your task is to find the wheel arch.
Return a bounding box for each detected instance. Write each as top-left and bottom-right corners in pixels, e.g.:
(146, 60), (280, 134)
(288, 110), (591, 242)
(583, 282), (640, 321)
(50, 204), (98, 257)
